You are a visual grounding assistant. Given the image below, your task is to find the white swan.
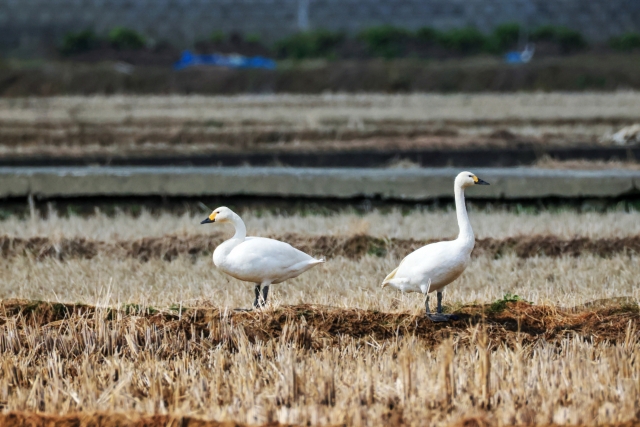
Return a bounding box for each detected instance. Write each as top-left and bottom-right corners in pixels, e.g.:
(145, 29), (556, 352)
(381, 171), (489, 321)
(201, 207), (324, 308)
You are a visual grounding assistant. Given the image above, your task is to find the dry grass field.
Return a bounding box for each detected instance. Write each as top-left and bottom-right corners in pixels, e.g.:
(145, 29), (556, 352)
(0, 206), (639, 426)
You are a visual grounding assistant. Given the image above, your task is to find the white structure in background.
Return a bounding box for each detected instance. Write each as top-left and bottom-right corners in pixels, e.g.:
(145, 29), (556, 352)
(611, 124), (640, 145)
(298, 0), (310, 31)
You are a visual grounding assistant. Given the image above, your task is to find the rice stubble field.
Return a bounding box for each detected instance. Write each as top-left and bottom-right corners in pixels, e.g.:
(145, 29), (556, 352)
(0, 207), (639, 426)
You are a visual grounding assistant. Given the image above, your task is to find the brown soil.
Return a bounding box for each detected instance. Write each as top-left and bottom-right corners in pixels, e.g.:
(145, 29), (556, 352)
(1, 298), (638, 350)
(1, 234), (639, 262)
(0, 412), (638, 427)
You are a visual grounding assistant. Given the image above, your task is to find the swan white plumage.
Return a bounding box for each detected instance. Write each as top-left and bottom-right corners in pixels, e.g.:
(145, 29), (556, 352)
(381, 171), (489, 321)
(201, 206), (324, 308)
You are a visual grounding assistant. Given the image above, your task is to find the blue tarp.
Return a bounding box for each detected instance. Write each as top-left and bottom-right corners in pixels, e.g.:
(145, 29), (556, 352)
(504, 44), (535, 64)
(174, 51), (277, 70)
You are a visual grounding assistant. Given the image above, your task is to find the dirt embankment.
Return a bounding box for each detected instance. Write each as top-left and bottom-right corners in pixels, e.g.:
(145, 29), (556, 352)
(1, 412), (639, 427)
(1, 234), (640, 261)
(1, 298), (638, 350)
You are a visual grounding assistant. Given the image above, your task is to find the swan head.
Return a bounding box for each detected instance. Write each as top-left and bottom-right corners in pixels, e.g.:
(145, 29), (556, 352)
(201, 206), (234, 224)
(456, 171), (490, 188)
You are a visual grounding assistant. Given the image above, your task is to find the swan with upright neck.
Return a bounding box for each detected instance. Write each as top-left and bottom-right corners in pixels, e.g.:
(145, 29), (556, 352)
(201, 207), (324, 308)
(381, 171), (489, 321)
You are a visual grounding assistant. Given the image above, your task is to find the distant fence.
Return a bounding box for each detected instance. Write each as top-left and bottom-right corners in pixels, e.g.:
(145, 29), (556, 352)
(2, 0), (639, 54)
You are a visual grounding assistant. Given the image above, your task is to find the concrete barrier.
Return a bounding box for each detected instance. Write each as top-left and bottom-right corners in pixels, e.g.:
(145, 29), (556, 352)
(0, 167), (638, 200)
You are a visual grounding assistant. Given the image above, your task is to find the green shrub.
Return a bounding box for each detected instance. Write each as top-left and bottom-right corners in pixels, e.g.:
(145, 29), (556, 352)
(530, 25), (557, 41)
(492, 23), (520, 50)
(244, 33), (262, 44)
(275, 30), (344, 59)
(108, 27), (146, 50)
(60, 30), (99, 55)
(555, 27), (586, 51)
(210, 31), (225, 43)
(416, 27), (440, 43)
(357, 25), (412, 58)
(437, 27), (488, 53)
(489, 293), (529, 313)
(610, 32), (640, 51)
(531, 25), (586, 52)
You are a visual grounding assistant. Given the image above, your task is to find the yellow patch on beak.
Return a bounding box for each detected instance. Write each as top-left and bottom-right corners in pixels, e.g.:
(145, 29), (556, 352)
(209, 212), (217, 221)
(473, 175), (479, 183)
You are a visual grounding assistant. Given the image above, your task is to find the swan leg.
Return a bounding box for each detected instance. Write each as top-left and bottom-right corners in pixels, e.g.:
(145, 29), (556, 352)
(252, 283), (270, 308)
(426, 291), (460, 322)
(261, 285), (270, 306)
(253, 283), (262, 308)
(425, 295), (431, 315)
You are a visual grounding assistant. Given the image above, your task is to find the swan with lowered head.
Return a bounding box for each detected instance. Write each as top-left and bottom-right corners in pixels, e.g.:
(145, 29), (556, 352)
(381, 171), (489, 321)
(201, 207), (324, 308)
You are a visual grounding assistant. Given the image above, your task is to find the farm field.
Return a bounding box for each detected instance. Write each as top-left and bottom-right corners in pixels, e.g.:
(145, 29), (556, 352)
(0, 93), (638, 161)
(0, 206), (639, 426)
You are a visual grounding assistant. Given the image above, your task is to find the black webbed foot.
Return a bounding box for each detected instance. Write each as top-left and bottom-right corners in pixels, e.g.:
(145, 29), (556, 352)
(426, 313), (460, 322)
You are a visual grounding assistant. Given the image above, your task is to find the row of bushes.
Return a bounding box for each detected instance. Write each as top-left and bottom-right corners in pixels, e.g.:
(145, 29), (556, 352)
(275, 24), (638, 59)
(60, 25), (640, 59)
(277, 24), (549, 59)
(61, 27), (146, 55)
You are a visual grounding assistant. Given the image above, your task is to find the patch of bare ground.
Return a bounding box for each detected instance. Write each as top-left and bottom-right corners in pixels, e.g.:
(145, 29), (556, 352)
(1, 299), (637, 349)
(1, 234), (640, 261)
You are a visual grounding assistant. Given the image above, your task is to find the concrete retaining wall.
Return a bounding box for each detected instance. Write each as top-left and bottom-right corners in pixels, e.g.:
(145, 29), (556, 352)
(1, 167), (638, 200)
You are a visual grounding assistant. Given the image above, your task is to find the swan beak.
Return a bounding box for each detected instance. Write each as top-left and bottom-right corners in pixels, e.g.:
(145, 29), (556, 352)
(475, 178), (490, 185)
(201, 212), (218, 224)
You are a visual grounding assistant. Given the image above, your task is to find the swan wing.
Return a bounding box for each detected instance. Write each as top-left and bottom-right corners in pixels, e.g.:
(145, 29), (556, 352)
(382, 240), (469, 292)
(221, 237), (322, 283)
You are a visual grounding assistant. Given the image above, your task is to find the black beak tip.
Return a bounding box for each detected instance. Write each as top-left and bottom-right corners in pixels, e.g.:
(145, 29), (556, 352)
(201, 218), (213, 224)
(477, 178), (490, 185)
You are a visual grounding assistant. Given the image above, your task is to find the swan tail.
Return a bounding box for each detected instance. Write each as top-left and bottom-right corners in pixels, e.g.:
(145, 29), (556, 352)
(382, 277), (411, 289)
(382, 266), (399, 288)
(312, 256), (325, 264)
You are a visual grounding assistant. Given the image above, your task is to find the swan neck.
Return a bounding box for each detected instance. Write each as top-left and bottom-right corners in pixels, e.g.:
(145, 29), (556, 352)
(455, 184), (474, 244)
(230, 214), (247, 240)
